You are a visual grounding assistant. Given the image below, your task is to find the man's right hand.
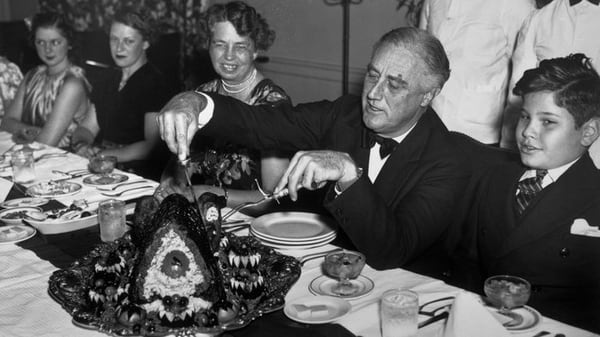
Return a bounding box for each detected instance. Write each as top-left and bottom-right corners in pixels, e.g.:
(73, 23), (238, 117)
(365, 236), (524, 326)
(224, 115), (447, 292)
(157, 91), (206, 161)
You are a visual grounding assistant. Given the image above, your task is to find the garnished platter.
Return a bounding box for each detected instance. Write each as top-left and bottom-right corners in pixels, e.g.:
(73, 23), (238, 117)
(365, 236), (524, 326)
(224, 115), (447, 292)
(48, 194), (301, 336)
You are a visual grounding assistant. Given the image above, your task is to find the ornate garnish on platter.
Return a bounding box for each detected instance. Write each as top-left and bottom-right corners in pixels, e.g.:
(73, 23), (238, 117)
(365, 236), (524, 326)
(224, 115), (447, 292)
(48, 194), (301, 336)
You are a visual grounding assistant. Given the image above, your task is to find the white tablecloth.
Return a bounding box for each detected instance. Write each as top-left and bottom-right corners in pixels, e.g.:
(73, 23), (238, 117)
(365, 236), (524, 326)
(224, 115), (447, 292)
(0, 133), (596, 336)
(0, 132), (158, 210)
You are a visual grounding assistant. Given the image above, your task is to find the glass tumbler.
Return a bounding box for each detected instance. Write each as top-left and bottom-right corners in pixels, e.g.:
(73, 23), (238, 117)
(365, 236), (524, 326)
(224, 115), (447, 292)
(98, 199), (127, 242)
(10, 149), (36, 184)
(380, 289), (419, 337)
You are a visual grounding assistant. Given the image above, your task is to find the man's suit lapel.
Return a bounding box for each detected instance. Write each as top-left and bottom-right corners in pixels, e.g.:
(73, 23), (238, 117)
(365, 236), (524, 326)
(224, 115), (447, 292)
(498, 153), (600, 256)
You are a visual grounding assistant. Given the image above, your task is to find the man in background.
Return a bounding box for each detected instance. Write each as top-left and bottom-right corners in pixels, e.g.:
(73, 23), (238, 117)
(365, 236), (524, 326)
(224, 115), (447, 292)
(420, 0), (535, 145)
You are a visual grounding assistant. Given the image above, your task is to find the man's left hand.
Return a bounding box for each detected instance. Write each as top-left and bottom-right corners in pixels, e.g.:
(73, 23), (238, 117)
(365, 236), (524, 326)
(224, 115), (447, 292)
(275, 150), (360, 201)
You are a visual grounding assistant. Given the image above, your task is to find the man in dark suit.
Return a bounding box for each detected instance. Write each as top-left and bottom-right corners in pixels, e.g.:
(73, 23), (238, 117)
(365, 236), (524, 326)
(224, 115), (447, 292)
(472, 54), (600, 332)
(156, 27), (470, 276)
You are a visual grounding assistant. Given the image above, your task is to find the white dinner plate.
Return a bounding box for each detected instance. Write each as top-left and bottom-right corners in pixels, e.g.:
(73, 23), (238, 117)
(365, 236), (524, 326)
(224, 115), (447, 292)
(83, 173), (129, 186)
(26, 181), (82, 198)
(0, 224), (36, 244)
(309, 274), (375, 300)
(251, 212), (337, 242)
(250, 227), (336, 244)
(0, 197), (49, 209)
(487, 305), (542, 332)
(255, 234), (336, 250)
(251, 230), (336, 248)
(284, 296), (351, 324)
(0, 207), (43, 225)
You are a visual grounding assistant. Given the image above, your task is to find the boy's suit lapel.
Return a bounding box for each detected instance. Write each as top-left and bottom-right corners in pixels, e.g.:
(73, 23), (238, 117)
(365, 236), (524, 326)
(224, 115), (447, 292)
(498, 153), (600, 256)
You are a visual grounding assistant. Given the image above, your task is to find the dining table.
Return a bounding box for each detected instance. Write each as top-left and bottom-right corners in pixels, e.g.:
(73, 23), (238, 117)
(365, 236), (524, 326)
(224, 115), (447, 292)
(0, 132), (597, 337)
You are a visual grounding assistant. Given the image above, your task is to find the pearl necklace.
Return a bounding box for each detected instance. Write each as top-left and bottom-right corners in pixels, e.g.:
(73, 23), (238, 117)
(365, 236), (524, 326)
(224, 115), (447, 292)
(221, 68), (257, 94)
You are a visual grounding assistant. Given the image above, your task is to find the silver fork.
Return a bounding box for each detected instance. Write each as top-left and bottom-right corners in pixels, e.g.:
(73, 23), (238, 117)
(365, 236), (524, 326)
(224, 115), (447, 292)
(222, 188), (290, 220)
(35, 152), (68, 162)
(298, 248), (343, 266)
(222, 179), (293, 220)
(100, 185), (155, 197)
(97, 180), (149, 191)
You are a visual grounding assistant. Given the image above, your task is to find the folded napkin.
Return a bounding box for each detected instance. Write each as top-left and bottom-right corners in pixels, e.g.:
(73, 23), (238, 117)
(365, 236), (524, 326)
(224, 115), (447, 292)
(570, 218), (600, 237)
(0, 177), (13, 202)
(443, 291), (510, 337)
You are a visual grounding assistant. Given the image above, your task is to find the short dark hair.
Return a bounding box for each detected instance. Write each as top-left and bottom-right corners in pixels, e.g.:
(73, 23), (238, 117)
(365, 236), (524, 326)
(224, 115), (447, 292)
(30, 12), (74, 45)
(514, 53), (600, 128)
(202, 1), (275, 51)
(112, 7), (155, 44)
(373, 27), (450, 89)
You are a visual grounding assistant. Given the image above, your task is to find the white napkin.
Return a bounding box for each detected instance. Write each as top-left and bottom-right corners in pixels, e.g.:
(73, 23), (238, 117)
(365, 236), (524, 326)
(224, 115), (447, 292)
(0, 177), (13, 202)
(570, 218), (600, 237)
(443, 291), (510, 337)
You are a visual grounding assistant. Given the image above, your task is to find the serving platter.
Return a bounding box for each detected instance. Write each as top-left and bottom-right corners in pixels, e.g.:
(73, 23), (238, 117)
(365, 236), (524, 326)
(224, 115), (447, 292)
(25, 211), (97, 235)
(48, 233), (301, 336)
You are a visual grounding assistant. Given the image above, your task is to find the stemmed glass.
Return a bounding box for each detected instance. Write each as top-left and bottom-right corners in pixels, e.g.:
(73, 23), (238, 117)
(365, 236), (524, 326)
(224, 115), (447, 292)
(323, 250), (366, 296)
(484, 275), (531, 327)
(89, 155), (118, 182)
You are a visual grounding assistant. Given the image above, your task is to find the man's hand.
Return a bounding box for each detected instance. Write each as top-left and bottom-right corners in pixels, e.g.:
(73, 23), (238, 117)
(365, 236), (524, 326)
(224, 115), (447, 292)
(157, 91), (206, 161)
(274, 150), (360, 201)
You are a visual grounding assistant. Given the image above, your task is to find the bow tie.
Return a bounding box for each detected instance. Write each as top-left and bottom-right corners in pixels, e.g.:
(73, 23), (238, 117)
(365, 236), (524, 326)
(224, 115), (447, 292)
(362, 129), (398, 158)
(570, 0), (600, 6)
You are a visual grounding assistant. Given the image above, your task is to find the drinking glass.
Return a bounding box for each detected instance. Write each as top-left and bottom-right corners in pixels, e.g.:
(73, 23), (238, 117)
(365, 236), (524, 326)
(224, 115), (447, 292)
(11, 149), (36, 184)
(98, 199), (127, 242)
(380, 289), (419, 337)
(89, 155), (117, 175)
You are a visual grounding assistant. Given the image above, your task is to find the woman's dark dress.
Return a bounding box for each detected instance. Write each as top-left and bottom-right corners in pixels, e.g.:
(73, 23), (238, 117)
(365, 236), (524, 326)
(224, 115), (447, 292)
(91, 62), (172, 179)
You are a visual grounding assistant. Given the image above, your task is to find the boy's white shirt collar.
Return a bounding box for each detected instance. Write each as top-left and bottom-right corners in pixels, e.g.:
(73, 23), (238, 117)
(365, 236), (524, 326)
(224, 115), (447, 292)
(520, 156), (581, 188)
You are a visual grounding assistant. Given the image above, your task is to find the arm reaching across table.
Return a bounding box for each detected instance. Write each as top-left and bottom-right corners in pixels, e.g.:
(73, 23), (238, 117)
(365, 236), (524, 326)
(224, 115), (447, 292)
(157, 91), (213, 161)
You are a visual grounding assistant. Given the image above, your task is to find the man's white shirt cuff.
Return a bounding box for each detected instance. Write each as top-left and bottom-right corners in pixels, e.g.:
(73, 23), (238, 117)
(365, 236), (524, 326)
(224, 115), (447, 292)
(193, 90), (215, 129)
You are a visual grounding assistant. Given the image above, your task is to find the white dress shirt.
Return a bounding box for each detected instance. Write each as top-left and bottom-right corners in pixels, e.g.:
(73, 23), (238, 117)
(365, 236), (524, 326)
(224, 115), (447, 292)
(419, 0), (535, 144)
(517, 157), (579, 195)
(502, 0), (600, 157)
(368, 125), (415, 182)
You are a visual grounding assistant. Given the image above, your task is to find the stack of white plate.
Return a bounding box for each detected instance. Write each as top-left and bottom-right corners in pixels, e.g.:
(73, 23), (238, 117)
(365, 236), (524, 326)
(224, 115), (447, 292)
(250, 212), (337, 250)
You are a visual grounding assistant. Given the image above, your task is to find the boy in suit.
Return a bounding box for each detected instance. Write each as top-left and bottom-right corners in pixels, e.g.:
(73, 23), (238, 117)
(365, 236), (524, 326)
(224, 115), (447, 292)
(474, 53), (600, 332)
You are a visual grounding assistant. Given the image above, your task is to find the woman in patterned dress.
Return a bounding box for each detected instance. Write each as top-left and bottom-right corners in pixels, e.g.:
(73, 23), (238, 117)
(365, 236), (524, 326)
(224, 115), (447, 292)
(0, 56), (23, 118)
(1, 12), (91, 148)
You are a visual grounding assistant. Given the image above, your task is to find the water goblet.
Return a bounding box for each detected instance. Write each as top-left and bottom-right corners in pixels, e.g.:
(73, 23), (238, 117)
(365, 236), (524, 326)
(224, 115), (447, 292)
(89, 154), (117, 180)
(484, 275), (531, 327)
(322, 250), (366, 296)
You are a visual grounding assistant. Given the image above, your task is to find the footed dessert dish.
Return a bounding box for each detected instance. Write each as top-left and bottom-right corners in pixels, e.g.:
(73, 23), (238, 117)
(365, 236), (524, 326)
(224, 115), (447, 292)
(48, 194), (301, 336)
